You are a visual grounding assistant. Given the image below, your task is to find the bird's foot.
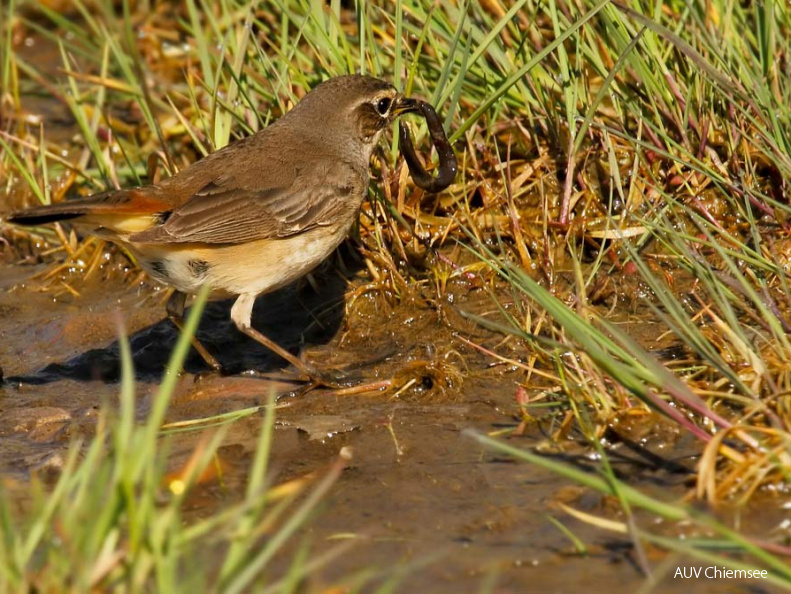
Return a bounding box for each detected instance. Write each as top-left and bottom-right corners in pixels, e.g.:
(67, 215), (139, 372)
(192, 367), (224, 383)
(298, 365), (393, 396)
(294, 363), (356, 389)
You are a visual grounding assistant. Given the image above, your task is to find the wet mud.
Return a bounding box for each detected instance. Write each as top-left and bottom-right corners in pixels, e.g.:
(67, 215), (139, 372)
(1, 25), (787, 593)
(0, 254), (786, 593)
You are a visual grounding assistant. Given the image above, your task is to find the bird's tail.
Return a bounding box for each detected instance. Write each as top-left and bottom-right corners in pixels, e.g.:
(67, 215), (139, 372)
(6, 203), (89, 226)
(6, 190), (132, 226)
(6, 189), (167, 234)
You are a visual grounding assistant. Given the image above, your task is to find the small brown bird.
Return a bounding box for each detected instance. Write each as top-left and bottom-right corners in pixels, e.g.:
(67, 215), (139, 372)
(7, 75), (425, 383)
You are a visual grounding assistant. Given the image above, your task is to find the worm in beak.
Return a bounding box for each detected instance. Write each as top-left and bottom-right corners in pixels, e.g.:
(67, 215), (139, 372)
(396, 99), (457, 193)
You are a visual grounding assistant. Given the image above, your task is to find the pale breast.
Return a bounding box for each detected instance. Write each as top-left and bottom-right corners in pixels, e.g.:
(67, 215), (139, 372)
(129, 223), (350, 297)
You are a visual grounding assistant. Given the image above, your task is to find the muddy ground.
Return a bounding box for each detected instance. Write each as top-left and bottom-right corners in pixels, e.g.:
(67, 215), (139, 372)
(0, 248), (786, 593)
(1, 26), (786, 589)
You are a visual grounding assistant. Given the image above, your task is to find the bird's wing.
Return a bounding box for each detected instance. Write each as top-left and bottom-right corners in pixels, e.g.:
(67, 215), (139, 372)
(129, 160), (365, 245)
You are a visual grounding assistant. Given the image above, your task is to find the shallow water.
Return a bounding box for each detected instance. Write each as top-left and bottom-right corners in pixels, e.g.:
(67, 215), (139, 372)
(1, 23), (788, 591)
(0, 255), (786, 592)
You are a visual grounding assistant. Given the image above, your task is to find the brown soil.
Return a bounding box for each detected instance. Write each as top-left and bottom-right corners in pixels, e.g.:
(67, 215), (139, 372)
(0, 256), (786, 593)
(1, 22), (787, 593)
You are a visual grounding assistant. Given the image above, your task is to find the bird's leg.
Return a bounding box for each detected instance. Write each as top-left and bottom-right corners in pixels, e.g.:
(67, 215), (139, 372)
(230, 293), (345, 387)
(166, 290), (223, 372)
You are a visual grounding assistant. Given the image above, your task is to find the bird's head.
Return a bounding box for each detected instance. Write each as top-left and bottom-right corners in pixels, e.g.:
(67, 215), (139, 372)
(288, 75), (420, 156)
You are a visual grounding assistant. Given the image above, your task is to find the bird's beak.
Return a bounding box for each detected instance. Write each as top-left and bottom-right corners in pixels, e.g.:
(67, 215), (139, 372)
(392, 96), (420, 116)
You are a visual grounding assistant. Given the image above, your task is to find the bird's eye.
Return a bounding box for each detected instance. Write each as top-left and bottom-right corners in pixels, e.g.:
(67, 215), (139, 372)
(376, 97), (392, 116)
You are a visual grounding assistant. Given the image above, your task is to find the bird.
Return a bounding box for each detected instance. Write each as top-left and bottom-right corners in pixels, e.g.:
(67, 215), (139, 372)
(7, 74), (423, 384)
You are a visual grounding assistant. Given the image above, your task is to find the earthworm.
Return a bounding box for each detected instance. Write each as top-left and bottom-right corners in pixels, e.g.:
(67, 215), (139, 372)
(398, 100), (457, 192)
